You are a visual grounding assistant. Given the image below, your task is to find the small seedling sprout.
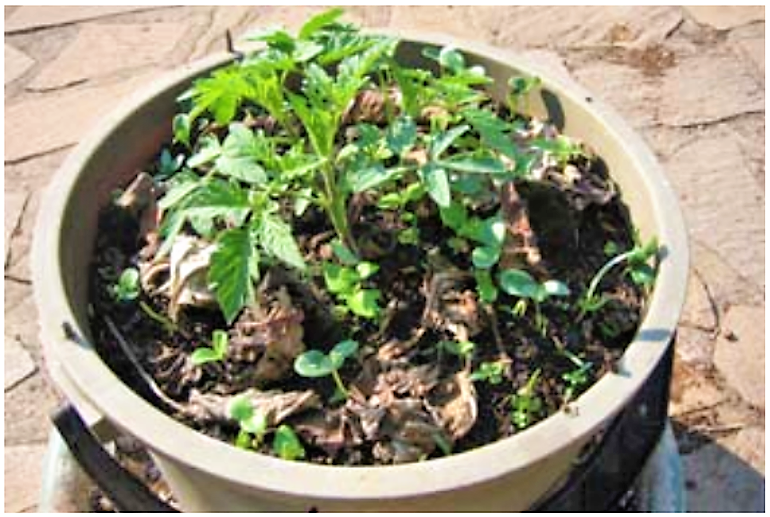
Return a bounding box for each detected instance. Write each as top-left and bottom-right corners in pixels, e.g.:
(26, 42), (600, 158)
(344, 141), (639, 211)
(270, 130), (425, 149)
(111, 268), (141, 302)
(578, 237), (658, 320)
(510, 368), (543, 430)
(294, 339), (359, 400)
(498, 269), (570, 334)
(190, 330), (229, 366)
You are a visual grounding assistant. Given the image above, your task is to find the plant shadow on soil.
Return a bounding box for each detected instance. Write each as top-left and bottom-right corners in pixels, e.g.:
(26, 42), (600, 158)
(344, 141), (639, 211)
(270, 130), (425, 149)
(671, 421), (765, 512)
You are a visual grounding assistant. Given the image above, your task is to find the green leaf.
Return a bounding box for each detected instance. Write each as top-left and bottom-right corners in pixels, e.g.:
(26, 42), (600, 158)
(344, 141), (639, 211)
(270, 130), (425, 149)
(541, 280), (570, 298)
(346, 289), (380, 319)
(294, 350), (334, 378)
(438, 155), (507, 175)
(329, 339), (358, 369)
(429, 124), (470, 160)
(172, 114), (191, 148)
(241, 411), (268, 435)
(471, 246), (501, 269)
(174, 179), (251, 226)
(438, 46), (466, 73)
(475, 269), (498, 303)
(331, 240), (360, 266)
(273, 425), (305, 461)
(190, 348), (221, 366)
(209, 228), (256, 324)
(188, 65), (254, 125)
(212, 330), (229, 356)
(215, 123), (268, 184)
(299, 7), (345, 39)
(439, 202), (468, 231)
(420, 163), (451, 208)
(348, 163), (403, 193)
(355, 261), (379, 280)
(228, 394), (254, 422)
(462, 108), (519, 159)
(157, 171), (200, 210)
(499, 269), (539, 299)
(113, 268), (140, 301)
(629, 263), (656, 287)
(322, 263), (359, 294)
(187, 135), (222, 169)
(385, 116), (417, 156)
(258, 214), (306, 271)
(440, 340), (475, 359)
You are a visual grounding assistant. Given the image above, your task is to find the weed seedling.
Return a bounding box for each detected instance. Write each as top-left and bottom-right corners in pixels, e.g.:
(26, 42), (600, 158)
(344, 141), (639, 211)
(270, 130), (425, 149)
(510, 368), (543, 430)
(558, 348), (593, 403)
(498, 269), (570, 335)
(469, 360), (507, 385)
(190, 329), (229, 366)
(273, 424), (306, 461)
(228, 393), (268, 449)
(578, 237), (658, 319)
(323, 242), (381, 319)
(294, 339), (359, 401)
(437, 340), (476, 369)
(111, 268), (140, 302)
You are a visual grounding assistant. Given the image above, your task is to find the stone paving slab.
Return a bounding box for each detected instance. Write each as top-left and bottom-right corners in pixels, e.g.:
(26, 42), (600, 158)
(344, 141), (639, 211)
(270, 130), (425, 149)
(5, 44), (34, 85)
(713, 305), (765, 409)
(4, 190), (28, 261)
(5, 6), (159, 33)
(4, 443), (48, 512)
(685, 6), (765, 31)
(5, 72), (161, 162)
(28, 22), (193, 91)
(4, 335), (37, 391)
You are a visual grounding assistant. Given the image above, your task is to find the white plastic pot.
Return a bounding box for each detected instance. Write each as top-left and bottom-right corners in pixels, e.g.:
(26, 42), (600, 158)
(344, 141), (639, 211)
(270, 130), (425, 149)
(33, 31), (688, 511)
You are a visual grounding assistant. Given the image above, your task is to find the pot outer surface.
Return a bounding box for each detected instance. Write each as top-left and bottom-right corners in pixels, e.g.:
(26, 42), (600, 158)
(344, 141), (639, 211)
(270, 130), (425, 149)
(32, 33), (689, 512)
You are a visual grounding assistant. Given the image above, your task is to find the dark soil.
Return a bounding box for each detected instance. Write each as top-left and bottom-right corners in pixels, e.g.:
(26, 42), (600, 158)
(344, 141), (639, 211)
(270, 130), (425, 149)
(88, 140), (650, 465)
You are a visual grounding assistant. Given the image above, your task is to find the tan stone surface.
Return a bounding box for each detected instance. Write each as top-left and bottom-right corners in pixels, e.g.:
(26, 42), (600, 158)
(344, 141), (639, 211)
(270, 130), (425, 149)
(661, 131), (764, 290)
(685, 6), (765, 31)
(4, 443), (48, 512)
(4, 374), (61, 445)
(656, 50), (764, 127)
(5, 6), (157, 33)
(28, 23), (190, 91)
(729, 23), (766, 79)
(5, 73), (160, 162)
(713, 305), (765, 408)
(4, 336), (37, 391)
(5, 44), (35, 85)
(4, 190), (28, 259)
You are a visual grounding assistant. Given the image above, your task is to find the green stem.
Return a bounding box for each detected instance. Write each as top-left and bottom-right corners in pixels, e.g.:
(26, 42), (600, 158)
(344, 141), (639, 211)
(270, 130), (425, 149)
(578, 251), (634, 320)
(331, 369), (349, 399)
(139, 300), (177, 334)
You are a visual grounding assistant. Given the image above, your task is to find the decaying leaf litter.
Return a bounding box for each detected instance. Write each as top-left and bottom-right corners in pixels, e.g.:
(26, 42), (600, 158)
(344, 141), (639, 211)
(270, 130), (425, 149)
(88, 9), (659, 466)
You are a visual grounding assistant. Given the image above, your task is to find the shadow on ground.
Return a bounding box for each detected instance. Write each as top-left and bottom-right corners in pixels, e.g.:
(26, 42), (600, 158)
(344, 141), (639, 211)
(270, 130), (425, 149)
(673, 422), (765, 512)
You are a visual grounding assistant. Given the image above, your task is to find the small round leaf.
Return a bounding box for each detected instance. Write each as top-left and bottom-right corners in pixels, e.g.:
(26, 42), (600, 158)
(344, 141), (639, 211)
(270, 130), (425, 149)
(471, 246), (500, 269)
(294, 350), (334, 378)
(542, 280), (570, 297)
(499, 269), (539, 298)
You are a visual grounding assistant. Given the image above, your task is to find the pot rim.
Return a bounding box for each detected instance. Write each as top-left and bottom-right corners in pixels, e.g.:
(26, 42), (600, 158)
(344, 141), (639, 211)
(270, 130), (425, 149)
(32, 29), (689, 502)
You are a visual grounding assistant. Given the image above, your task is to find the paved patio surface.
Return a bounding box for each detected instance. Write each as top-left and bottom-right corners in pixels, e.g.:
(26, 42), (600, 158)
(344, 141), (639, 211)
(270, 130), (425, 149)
(4, 6), (764, 512)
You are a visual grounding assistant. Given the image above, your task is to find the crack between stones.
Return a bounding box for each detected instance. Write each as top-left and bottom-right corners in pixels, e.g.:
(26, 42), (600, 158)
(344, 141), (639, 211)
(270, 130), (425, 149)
(643, 109), (766, 131)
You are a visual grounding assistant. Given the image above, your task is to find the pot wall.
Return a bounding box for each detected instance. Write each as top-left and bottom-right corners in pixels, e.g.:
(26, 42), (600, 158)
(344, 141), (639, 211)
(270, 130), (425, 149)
(33, 34), (688, 512)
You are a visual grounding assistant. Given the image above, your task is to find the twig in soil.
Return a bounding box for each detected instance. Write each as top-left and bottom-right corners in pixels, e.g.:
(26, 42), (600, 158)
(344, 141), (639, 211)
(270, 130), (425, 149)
(103, 315), (186, 415)
(483, 304), (514, 367)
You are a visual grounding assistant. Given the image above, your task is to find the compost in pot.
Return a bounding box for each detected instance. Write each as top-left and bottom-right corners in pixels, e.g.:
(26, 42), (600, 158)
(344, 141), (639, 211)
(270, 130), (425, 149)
(88, 9), (659, 467)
